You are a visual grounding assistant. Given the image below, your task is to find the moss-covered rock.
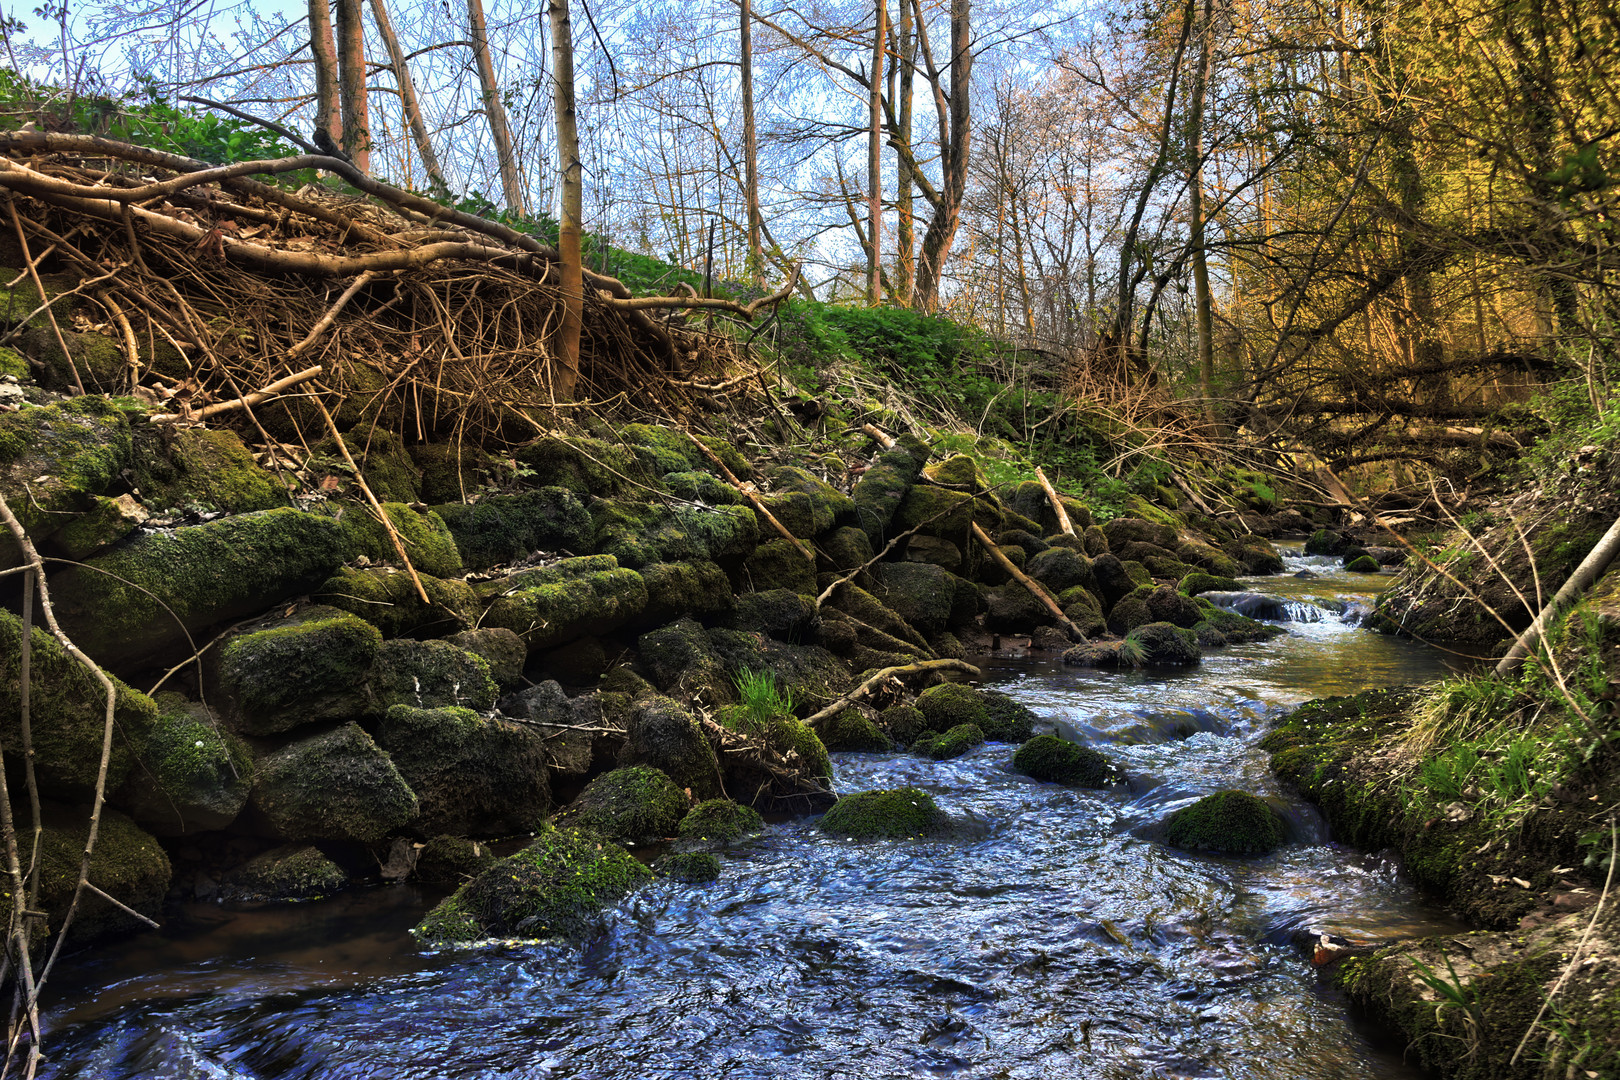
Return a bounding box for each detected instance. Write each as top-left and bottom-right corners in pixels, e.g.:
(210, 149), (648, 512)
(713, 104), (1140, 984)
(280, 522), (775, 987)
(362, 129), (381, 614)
(641, 560), (734, 623)
(979, 690), (1039, 742)
(220, 607), (381, 735)
(1304, 528), (1351, 556)
(676, 799), (765, 844)
(1179, 571), (1241, 596)
(0, 395), (132, 565)
(27, 804), (170, 943)
(410, 442), (494, 505)
(1163, 790), (1285, 856)
(1125, 622), (1202, 666)
(914, 722), (984, 760)
(852, 442), (927, 548)
(662, 470), (743, 506)
(620, 696), (723, 800)
(315, 565), (479, 638)
(1025, 547), (1096, 596)
(895, 484), (1000, 548)
(715, 701), (834, 784)
(903, 534), (963, 574)
(1144, 585), (1203, 629)
(221, 844), (347, 902)
(377, 705), (550, 836)
(479, 555), (648, 649)
(445, 627), (526, 688)
(16, 326), (126, 391)
(52, 507), (351, 667)
(514, 435), (639, 495)
(730, 589), (820, 643)
(0, 609), (158, 796)
(51, 493), (149, 559)
(1082, 525), (1110, 555)
(1345, 554), (1383, 573)
(982, 583), (1050, 633)
(337, 502), (463, 579)
(554, 765), (688, 844)
(872, 561), (955, 635)
(818, 707), (893, 752)
(995, 529), (1048, 560)
(827, 582), (932, 652)
(1012, 735), (1115, 786)
(819, 525), (875, 576)
(879, 703), (928, 746)
(703, 630), (853, 714)
(1192, 600), (1286, 644)
(538, 637), (612, 684)
(432, 487), (592, 570)
(119, 695), (253, 835)
(130, 426), (284, 515)
(817, 787), (950, 840)
(366, 638), (498, 714)
(1107, 595), (1152, 636)
(415, 835), (497, 885)
(913, 681), (988, 734)
(1090, 553), (1137, 609)
(638, 618), (729, 702)
(1226, 537), (1286, 576)
(659, 850), (723, 882)
(743, 537), (817, 595)
(759, 465), (855, 537)
(1006, 481), (1093, 535)
(312, 429), (421, 504)
(251, 722), (419, 843)
(414, 825), (652, 944)
(593, 500), (759, 570)
(1175, 539), (1241, 577)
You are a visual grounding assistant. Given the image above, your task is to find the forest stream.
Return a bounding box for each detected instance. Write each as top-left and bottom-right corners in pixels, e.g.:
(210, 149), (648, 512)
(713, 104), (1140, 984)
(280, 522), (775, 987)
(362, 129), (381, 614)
(29, 547), (1474, 1080)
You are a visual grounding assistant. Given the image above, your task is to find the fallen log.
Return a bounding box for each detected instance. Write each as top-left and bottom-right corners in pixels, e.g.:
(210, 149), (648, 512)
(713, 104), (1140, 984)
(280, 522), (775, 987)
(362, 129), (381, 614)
(970, 521), (1087, 643)
(802, 658), (981, 730)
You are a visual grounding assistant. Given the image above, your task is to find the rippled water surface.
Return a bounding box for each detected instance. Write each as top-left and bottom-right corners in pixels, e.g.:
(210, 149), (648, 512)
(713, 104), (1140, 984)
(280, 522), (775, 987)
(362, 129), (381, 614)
(42, 551), (1470, 1079)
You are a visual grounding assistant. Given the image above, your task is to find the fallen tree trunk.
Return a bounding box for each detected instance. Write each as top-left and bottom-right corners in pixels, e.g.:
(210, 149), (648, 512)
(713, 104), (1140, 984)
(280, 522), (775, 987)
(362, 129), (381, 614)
(1495, 513), (1620, 677)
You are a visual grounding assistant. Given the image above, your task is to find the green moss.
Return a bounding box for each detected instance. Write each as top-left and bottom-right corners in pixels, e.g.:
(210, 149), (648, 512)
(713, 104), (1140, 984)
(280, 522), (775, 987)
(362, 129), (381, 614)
(366, 639), (498, 714)
(131, 426), (284, 514)
(52, 507), (350, 666)
(676, 799), (765, 843)
(743, 537), (818, 595)
(819, 524), (875, 573)
(23, 805), (170, 943)
(852, 443), (927, 547)
(817, 787), (950, 840)
(914, 722), (985, 760)
(410, 442), (494, 504)
(593, 500), (759, 570)
(1304, 528), (1349, 556)
(514, 435), (640, 495)
(619, 422), (702, 475)
(879, 704), (928, 745)
(377, 705), (550, 836)
(316, 565), (479, 638)
(642, 560), (735, 622)
(659, 851), (723, 882)
(0, 395), (132, 558)
(222, 844), (347, 901)
(16, 326), (126, 391)
(414, 825), (653, 945)
(1346, 554), (1383, 573)
(221, 608), (382, 735)
(760, 465), (856, 537)
(479, 555), (648, 649)
(445, 627), (527, 687)
(0, 609), (157, 796)
(1124, 621), (1202, 666)
(622, 694), (725, 800)
(895, 484), (1002, 544)
(250, 722), (419, 843)
(1164, 790), (1285, 855)
(0, 345), (29, 378)
(715, 704), (834, 783)
(731, 589), (820, 642)
(1012, 735), (1115, 787)
(313, 429), (421, 504)
(337, 502), (463, 579)
(979, 690), (1038, 742)
(554, 765), (689, 843)
(120, 698), (253, 834)
(1179, 571), (1240, 596)
(1192, 599), (1286, 643)
(818, 708), (893, 752)
(914, 682), (989, 733)
(432, 487), (592, 570)
(51, 494), (147, 559)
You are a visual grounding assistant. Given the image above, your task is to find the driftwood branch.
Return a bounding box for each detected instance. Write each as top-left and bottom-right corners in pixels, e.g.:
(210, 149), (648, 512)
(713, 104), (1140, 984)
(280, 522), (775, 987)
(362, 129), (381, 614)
(970, 521), (1086, 642)
(1496, 512), (1620, 676)
(803, 658), (982, 730)
(1034, 467), (1075, 535)
(861, 423), (897, 449)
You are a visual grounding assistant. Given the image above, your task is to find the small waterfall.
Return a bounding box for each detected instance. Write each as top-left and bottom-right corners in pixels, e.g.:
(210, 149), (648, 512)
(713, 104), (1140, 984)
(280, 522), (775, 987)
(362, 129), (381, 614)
(1200, 591), (1338, 623)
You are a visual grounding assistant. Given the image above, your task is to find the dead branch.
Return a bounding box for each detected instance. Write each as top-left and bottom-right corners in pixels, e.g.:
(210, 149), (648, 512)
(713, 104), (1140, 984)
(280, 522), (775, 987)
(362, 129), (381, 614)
(607, 263), (800, 318)
(683, 429), (815, 562)
(970, 521), (1086, 642)
(802, 658), (982, 730)
(1034, 467), (1075, 535)
(149, 365), (325, 425)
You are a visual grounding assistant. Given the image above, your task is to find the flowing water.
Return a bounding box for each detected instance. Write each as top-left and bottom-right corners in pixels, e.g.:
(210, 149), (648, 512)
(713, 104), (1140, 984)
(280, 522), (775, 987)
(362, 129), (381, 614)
(39, 550), (1470, 1079)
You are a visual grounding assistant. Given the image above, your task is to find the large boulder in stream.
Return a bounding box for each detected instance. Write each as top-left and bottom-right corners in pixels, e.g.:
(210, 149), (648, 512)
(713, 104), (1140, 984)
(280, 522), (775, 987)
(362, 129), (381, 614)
(1012, 735), (1116, 787)
(377, 705), (551, 836)
(414, 825), (652, 946)
(1164, 790), (1286, 856)
(478, 555), (648, 650)
(51, 507), (351, 668)
(1124, 622), (1202, 667)
(552, 765), (688, 845)
(914, 683), (1034, 743)
(817, 787), (951, 840)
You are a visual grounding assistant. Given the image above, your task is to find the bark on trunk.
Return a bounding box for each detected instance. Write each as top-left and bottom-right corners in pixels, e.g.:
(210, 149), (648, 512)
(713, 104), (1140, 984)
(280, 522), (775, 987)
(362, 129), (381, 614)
(333, 0), (370, 173)
(1496, 515), (1620, 676)
(370, 0), (450, 197)
(470, 0), (526, 216)
(741, 0), (764, 287)
(893, 0), (915, 306)
(307, 0), (341, 146)
(1188, 0), (1217, 427)
(912, 0), (970, 313)
(868, 1), (886, 305)
(549, 0), (583, 401)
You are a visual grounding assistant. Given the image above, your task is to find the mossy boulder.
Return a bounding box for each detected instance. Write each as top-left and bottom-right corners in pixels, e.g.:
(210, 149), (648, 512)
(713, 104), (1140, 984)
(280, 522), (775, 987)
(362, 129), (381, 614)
(979, 690), (1038, 742)
(0, 609), (158, 797)
(662, 470), (743, 506)
(730, 589), (820, 643)
(479, 555), (648, 649)
(826, 582), (931, 652)
(638, 618), (730, 702)
(366, 638), (498, 714)
(538, 638), (612, 684)
(1090, 553), (1137, 609)
(714, 704), (834, 784)
(879, 704), (928, 746)
(1025, 547), (1096, 595)
(554, 765), (688, 844)
(895, 484), (1000, 548)
(337, 502), (463, 579)
(414, 825), (652, 945)
(130, 426), (284, 515)
(1144, 585), (1203, 629)
(676, 799), (765, 844)
(414, 835), (497, 885)
(1102, 517), (1178, 550)
(52, 508), (351, 667)
(1125, 621), (1202, 666)
(759, 465), (855, 537)
(913, 682), (988, 734)
(514, 435), (639, 495)
(377, 705), (550, 836)
(982, 583), (1049, 632)
(250, 722), (419, 844)
(1006, 481), (1093, 535)
(817, 787), (950, 840)
(1107, 595), (1152, 636)
(641, 560), (735, 623)
(1175, 539), (1241, 577)
(119, 695), (253, 835)
(818, 708), (893, 751)
(593, 500), (759, 570)
(852, 442), (927, 548)
(15, 326), (127, 391)
(1179, 571), (1240, 597)
(409, 442), (494, 505)
(312, 429), (421, 504)
(620, 696), (723, 801)
(903, 534), (963, 574)
(219, 607), (381, 735)
(1345, 554), (1383, 573)
(872, 561), (955, 635)
(914, 722), (985, 760)
(997, 529), (1048, 559)
(1163, 790), (1285, 856)
(221, 844), (347, 902)
(28, 805), (170, 943)
(51, 493), (149, 560)
(432, 487), (592, 570)
(1193, 600), (1286, 644)
(1012, 735), (1114, 787)
(445, 627), (527, 688)
(659, 851), (723, 883)
(743, 537), (817, 595)
(1226, 538), (1286, 575)
(1304, 529), (1351, 556)
(819, 525), (875, 576)
(0, 395), (132, 565)
(315, 566), (479, 638)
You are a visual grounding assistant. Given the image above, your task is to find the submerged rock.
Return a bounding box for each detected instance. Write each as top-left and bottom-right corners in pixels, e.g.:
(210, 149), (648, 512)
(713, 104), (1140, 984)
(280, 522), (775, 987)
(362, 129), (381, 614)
(414, 826), (652, 945)
(1012, 735), (1114, 787)
(817, 787), (951, 840)
(1164, 790), (1285, 856)
(914, 722), (985, 760)
(676, 799), (765, 845)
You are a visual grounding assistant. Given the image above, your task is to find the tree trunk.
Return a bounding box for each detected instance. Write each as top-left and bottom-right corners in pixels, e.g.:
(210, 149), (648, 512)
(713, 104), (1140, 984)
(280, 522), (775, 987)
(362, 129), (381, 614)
(470, 0), (526, 216)
(868, 1), (886, 305)
(740, 0), (764, 287)
(912, 0), (971, 312)
(893, 0), (916, 306)
(1188, 0), (1217, 427)
(307, 0), (341, 146)
(369, 0), (449, 198)
(333, 0), (370, 173)
(549, 0), (583, 401)
(1497, 514), (1620, 677)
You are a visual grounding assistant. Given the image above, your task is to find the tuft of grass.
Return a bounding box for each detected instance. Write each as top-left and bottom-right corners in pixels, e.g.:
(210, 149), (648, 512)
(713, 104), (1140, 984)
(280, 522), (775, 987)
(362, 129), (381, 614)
(734, 668), (794, 727)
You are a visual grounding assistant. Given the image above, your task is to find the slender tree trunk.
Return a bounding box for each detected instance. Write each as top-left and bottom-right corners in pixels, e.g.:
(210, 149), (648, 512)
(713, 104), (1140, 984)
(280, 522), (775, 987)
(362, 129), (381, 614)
(470, 0), (526, 215)
(868, 1), (887, 305)
(370, 0), (449, 197)
(913, 0), (971, 312)
(333, 0), (370, 173)
(549, 0), (583, 400)
(894, 0), (916, 306)
(308, 0), (341, 146)
(740, 0), (764, 287)
(1188, 0), (1217, 426)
